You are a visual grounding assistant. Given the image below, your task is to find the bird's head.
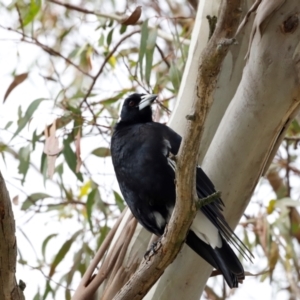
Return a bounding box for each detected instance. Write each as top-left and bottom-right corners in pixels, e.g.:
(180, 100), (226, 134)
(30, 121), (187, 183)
(120, 93), (157, 124)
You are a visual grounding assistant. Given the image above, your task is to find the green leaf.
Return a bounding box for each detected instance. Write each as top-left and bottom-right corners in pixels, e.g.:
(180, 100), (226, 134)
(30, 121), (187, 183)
(48, 229), (82, 277)
(99, 89), (133, 106)
(97, 225), (110, 248)
(21, 193), (51, 210)
(93, 188), (107, 216)
(32, 129), (40, 151)
(65, 247), (85, 286)
(145, 28), (157, 85)
(65, 289), (71, 300)
(42, 234), (58, 259)
(18, 145), (31, 184)
(108, 19), (114, 27)
(107, 28), (114, 46)
(63, 137), (83, 182)
(113, 190), (125, 212)
(138, 19), (149, 81)
(68, 45), (85, 59)
(12, 98), (45, 140)
(287, 119), (300, 136)
(23, 0), (41, 27)
(55, 163), (64, 178)
(120, 24), (127, 34)
(86, 189), (96, 233)
(4, 121), (13, 130)
(169, 62), (182, 93)
(40, 152), (48, 185)
(42, 281), (53, 300)
(18, 105), (22, 119)
(98, 33), (105, 46)
(58, 26), (74, 42)
(91, 147), (111, 157)
(55, 113), (73, 130)
(33, 291), (41, 300)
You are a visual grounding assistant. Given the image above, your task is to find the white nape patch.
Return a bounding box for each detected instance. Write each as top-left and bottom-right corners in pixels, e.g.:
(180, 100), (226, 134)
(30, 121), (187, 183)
(153, 211), (166, 229)
(191, 211), (222, 248)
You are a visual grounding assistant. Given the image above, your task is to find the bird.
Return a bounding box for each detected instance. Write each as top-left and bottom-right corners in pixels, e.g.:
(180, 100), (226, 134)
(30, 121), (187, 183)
(111, 93), (252, 288)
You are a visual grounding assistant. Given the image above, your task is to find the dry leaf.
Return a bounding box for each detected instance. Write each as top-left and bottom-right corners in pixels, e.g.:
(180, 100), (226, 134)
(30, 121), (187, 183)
(4, 73), (28, 103)
(44, 121), (63, 178)
(75, 131), (82, 173)
(122, 6), (142, 25)
(289, 207), (300, 243)
(255, 213), (268, 253)
(12, 195), (19, 205)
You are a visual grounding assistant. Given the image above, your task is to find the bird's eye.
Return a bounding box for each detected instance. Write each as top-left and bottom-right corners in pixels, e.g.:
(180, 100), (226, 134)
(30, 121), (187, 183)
(128, 101), (135, 107)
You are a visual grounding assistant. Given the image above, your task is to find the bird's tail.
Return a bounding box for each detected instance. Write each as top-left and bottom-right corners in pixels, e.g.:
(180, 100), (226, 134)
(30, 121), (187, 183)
(186, 231), (244, 288)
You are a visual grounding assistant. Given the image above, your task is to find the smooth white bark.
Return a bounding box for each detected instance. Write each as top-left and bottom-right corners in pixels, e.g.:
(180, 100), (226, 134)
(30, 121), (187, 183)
(170, 0), (255, 163)
(146, 1), (300, 299)
(93, 0), (300, 299)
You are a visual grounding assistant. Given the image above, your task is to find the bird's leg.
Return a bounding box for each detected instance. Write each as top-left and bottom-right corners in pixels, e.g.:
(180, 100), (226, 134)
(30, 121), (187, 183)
(196, 191), (221, 209)
(144, 236), (163, 260)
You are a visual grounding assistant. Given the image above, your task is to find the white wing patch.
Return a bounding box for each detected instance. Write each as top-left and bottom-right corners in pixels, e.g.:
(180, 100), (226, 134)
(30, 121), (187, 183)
(153, 211), (166, 229)
(191, 211), (222, 249)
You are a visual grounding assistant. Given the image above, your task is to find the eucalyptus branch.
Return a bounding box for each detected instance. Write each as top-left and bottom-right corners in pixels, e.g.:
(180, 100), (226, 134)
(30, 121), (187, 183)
(47, 0), (190, 45)
(47, 0), (125, 22)
(0, 25), (92, 78)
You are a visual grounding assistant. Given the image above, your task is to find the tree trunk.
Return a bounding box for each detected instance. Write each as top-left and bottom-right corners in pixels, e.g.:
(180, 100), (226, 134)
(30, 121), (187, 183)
(0, 170), (25, 300)
(74, 0), (300, 299)
(146, 0), (300, 299)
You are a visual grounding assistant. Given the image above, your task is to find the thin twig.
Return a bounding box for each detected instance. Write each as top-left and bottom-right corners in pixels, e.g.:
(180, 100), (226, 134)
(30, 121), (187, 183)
(122, 56), (150, 93)
(79, 30), (140, 126)
(15, 4), (25, 37)
(0, 25), (93, 78)
(47, 0), (190, 45)
(155, 44), (171, 68)
(47, 0), (125, 22)
(196, 191), (221, 209)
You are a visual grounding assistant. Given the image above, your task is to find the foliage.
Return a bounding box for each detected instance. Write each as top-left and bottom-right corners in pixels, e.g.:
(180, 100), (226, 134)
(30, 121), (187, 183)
(0, 0), (191, 299)
(0, 0), (300, 299)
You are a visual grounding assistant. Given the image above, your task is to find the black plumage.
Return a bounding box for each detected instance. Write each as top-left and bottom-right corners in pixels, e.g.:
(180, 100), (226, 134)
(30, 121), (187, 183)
(111, 93), (252, 288)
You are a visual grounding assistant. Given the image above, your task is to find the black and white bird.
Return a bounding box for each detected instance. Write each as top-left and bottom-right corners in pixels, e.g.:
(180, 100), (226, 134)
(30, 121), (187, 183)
(111, 93), (252, 288)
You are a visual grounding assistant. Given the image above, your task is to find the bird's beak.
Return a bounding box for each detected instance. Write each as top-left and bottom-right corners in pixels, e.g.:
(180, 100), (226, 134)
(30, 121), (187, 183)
(138, 94), (157, 110)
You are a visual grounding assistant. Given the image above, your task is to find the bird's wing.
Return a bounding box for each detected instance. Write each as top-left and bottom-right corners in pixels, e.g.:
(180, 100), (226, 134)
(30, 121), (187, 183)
(196, 167), (253, 261)
(155, 122), (253, 261)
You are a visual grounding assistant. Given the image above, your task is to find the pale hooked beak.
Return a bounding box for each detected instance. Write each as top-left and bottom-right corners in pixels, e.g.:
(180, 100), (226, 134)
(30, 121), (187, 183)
(138, 94), (157, 110)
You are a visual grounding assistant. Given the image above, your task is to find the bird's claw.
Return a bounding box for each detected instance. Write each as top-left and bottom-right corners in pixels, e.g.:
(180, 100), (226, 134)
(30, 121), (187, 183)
(144, 236), (163, 260)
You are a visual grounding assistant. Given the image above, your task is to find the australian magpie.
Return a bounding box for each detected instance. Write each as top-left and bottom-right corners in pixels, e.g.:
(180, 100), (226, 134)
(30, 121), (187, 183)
(111, 93), (252, 288)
